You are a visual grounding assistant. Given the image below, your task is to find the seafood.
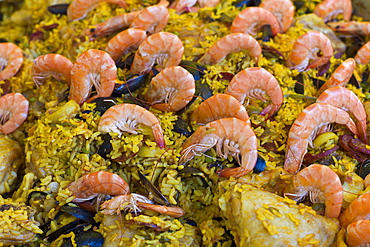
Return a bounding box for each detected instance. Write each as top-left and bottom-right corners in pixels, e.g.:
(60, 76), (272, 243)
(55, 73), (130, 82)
(169, 0), (197, 14)
(84, 11), (140, 40)
(179, 117), (258, 178)
(287, 31), (333, 72)
(105, 28), (147, 62)
(259, 0), (294, 33)
(327, 21), (370, 36)
(0, 93), (29, 135)
(144, 66), (195, 112)
(354, 40), (370, 65)
(316, 58), (356, 95)
(69, 49), (117, 105)
(230, 7), (280, 36)
(345, 220), (370, 247)
(98, 103), (166, 149)
(31, 54), (73, 86)
(0, 42), (23, 81)
(67, 171), (130, 202)
(219, 181), (340, 246)
(225, 67), (283, 117)
(339, 193), (370, 228)
(100, 194), (185, 217)
(284, 103), (360, 174)
(313, 0), (352, 22)
(129, 5), (169, 35)
(316, 86), (367, 143)
(130, 32), (184, 75)
(67, 0), (127, 22)
(190, 93), (250, 125)
(197, 33), (261, 65)
(284, 164), (343, 218)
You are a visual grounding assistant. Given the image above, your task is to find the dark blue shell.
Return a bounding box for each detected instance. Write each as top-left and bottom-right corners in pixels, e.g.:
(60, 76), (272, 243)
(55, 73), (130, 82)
(253, 155), (266, 173)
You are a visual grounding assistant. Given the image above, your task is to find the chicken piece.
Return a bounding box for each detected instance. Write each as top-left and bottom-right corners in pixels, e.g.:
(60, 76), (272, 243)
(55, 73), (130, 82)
(218, 181), (340, 247)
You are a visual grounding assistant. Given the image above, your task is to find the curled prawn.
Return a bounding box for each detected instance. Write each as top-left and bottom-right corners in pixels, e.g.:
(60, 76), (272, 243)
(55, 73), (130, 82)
(83, 11), (140, 40)
(69, 49), (117, 105)
(98, 103), (166, 149)
(129, 5), (169, 35)
(313, 0), (352, 22)
(284, 103), (360, 175)
(284, 164), (343, 218)
(179, 117), (258, 178)
(67, 171), (130, 202)
(224, 67), (283, 117)
(32, 54), (73, 86)
(169, 0), (197, 14)
(0, 93), (29, 135)
(190, 94), (250, 125)
(105, 28), (147, 62)
(130, 32), (184, 75)
(259, 0), (295, 33)
(0, 43), (23, 81)
(197, 33), (261, 66)
(144, 66), (195, 112)
(67, 0), (127, 22)
(287, 31), (333, 72)
(327, 21), (370, 36)
(345, 220), (370, 247)
(316, 86), (367, 143)
(316, 58), (356, 95)
(230, 7), (280, 37)
(100, 194), (185, 218)
(339, 193), (370, 228)
(354, 40), (370, 65)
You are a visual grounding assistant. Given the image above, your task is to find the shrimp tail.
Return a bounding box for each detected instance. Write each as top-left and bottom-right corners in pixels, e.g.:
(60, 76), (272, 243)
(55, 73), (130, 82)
(136, 202), (185, 218)
(217, 167), (251, 178)
(260, 103), (280, 117)
(152, 123), (166, 149)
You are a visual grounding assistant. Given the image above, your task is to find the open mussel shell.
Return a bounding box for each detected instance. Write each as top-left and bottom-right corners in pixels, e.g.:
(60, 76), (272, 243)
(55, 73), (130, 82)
(116, 53), (135, 70)
(253, 155), (266, 173)
(173, 117), (193, 137)
(91, 97), (117, 114)
(27, 191), (49, 206)
(233, 0), (261, 8)
(139, 171), (170, 206)
(47, 4), (69, 15)
(98, 134), (113, 159)
(113, 73), (150, 95)
(60, 230), (104, 247)
(60, 205), (96, 224)
(47, 219), (87, 242)
(356, 160), (370, 179)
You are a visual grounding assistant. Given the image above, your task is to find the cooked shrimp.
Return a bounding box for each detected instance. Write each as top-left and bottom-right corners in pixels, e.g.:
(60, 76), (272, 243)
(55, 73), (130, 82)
(345, 220), (370, 247)
(287, 31), (333, 72)
(327, 21), (370, 36)
(67, 0), (127, 22)
(67, 171), (130, 202)
(130, 32), (184, 75)
(316, 58), (356, 95)
(354, 40), (370, 65)
(0, 93), (29, 135)
(198, 0), (219, 8)
(316, 86), (367, 143)
(340, 193), (370, 228)
(284, 164), (343, 218)
(144, 66), (195, 112)
(169, 0), (197, 14)
(0, 42), (23, 81)
(197, 33), (261, 65)
(32, 54), (73, 86)
(190, 94), (250, 125)
(230, 7), (280, 36)
(313, 0), (352, 22)
(69, 49), (117, 105)
(365, 173), (370, 187)
(259, 0), (295, 33)
(284, 103), (360, 174)
(105, 28), (147, 62)
(224, 67), (283, 117)
(84, 11), (140, 40)
(101, 194), (185, 217)
(98, 103), (166, 149)
(179, 117), (258, 178)
(130, 5), (169, 35)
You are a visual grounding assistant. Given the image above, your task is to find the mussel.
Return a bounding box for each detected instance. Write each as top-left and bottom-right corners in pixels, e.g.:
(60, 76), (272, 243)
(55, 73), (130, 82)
(113, 73), (150, 95)
(173, 117), (193, 137)
(98, 134), (113, 159)
(47, 4), (69, 15)
(60, 231), (104, 247)
(138, 171), (170, 206)
(91, 97), (117, 114)
(356, 159), (370, 179)
(253, 155), (266, 173)
(233, 0), (261, 8)
(179, 60), (206, 81)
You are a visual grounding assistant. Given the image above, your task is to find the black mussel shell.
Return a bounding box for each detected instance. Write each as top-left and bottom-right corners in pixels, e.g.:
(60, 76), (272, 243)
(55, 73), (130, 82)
(113, 73), (149, 95)
(98, 134), (113, 159)
(122, 94), (149, 109)
(208, 160), (224, 169)
(116, 53), (135, 69)
(60, 205), (96, 224)
(233, 0), (261, 8)
(253, 155), (266, 173)
(27, 191), (49, 206)
(180, 60), (205, 81)
(47, 220), (84, 242)
(91, 97), (117, 114)
(356, 160), (370, 179)
(173, 117), (193, 137)
(139, 171), (170, 206)
(61, 231), (104, 247)
(260, 25), (273, 42)
(195, 81), (213, 100)
(48, 4), (69, 15)
(292, 1), (306, 10)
